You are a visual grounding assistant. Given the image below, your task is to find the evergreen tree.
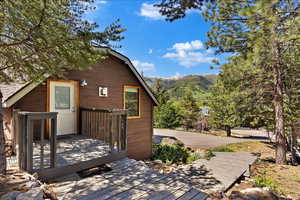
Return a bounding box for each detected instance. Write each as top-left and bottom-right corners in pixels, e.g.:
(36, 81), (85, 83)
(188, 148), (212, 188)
(180, 90), (199, 130)
(158, 0), (300, 164)
(154, 101), (181, 129)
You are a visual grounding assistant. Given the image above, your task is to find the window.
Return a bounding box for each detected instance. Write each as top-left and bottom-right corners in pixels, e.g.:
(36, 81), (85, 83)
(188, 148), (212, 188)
(124, 86), (140, 118)
(55, 86), (70, 109)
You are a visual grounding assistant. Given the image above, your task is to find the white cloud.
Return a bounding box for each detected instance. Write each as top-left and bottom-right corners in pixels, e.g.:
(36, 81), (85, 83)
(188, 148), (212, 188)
(139, 3), (164, 20)
(98, 0), (107, 4)
(132, 60), (156, 73)
(148, 49), (153, 54)
(171, 72), (182, 80)
(163, 40), (215, 67)
(172, 40), (204, 51)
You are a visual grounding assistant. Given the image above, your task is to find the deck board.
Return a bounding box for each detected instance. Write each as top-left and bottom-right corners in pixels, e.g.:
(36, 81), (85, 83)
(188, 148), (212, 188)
(51, 158), (208, 200)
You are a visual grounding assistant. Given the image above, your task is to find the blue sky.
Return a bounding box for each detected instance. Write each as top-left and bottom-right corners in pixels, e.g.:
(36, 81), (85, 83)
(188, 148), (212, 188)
(84, 0), (226, 78)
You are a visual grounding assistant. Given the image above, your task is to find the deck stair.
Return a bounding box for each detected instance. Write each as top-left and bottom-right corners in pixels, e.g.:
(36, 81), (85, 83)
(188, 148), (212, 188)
(51, 158), (208, 200)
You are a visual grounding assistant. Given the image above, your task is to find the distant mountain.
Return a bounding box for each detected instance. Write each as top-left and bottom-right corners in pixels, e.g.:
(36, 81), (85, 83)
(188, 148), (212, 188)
(145, 74), (217, 92)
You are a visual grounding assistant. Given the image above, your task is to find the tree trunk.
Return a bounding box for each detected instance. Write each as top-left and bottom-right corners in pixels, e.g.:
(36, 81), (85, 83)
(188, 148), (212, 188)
(272, 37), (287, 164)
(291, 123), (299, 165)
(0, 90), (6, 174)
(225, 126), (231, 137)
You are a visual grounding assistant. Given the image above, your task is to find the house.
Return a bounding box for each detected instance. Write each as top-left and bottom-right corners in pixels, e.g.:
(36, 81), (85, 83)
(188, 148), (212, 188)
(1, 49), (158, 165)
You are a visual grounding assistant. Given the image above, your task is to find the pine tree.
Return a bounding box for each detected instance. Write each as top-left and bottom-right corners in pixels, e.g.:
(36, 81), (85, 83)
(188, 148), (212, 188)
(157, 0), (300, 164)
(180, 90), (199, 130)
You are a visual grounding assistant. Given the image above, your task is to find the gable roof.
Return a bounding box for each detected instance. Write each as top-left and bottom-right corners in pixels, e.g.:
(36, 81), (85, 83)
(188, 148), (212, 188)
(1, 49), (158, 108)
(106, 48), (158, 105)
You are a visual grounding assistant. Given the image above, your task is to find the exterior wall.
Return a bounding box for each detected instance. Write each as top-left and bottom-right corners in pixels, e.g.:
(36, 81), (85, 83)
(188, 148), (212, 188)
(13, 84), (47, 139)
(66, 56), (154, 159)
(10, 56), (154, 160)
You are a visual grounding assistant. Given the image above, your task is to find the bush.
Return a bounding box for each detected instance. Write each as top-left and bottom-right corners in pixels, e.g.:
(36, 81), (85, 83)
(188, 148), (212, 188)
(187, 153), (203, 163)
(152, 144), (200, 164)
(201, 150), (215, 160)
(253, 177), (281, 193)
(211, 146), (234, 152)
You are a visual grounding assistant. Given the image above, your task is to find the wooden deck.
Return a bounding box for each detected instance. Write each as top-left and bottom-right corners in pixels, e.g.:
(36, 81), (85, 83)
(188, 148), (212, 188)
(32, 135), (111, 170)
(51, 158), (208, 200)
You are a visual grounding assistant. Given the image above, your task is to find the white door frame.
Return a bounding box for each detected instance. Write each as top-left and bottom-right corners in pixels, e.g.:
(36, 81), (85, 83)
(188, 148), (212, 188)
(47, 80), (79, 135)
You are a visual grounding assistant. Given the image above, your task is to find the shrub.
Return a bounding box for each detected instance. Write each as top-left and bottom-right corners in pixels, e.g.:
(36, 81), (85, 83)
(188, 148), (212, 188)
(187, 153), (203, 163)
(253, 176), (281, 193)
(201, 150), (215, 160)
(211, 146), (234, 152)
(152, 144), (200, 164)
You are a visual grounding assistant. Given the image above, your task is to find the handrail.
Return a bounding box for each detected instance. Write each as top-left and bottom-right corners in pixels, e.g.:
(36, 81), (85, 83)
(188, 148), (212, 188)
(80, 107), (128, 153)
(16, 111), (58, 173)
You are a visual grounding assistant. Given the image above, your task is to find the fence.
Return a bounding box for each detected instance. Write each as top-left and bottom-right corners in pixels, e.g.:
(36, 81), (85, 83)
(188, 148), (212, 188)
(80, 107), (127, 153)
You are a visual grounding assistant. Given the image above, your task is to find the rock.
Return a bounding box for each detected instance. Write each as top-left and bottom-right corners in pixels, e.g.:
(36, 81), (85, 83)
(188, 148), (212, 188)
(230, 187), (279, 200)
(0, 191), (21, 200)
(25, 181), (39, 188)
(153, 160), (163, 165)
(16, 187), (43, 200)
(41, 185), (57, 200)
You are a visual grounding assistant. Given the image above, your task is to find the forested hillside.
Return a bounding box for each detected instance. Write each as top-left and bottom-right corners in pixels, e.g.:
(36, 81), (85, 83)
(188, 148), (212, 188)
(145, 74), (217, 98)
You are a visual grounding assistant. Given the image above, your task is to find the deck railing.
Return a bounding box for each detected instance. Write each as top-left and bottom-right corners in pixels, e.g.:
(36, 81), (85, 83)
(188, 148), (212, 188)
(80, 107), (128, 153)
(16, 112), (58, 173)
(13, 108), (127, 181)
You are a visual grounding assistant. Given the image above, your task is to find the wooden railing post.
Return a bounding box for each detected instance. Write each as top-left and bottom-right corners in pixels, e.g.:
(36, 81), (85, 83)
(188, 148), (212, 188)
(18, 114), (27, 170)
(26, 118), (33, 173)
(17, 112), (58, 173)
(109, 113), (113, 152)
(40, 120), (45, 170)
(79, 108), (82, 135)
(124, 112), (128, 151)
(50, 116), (57, 168)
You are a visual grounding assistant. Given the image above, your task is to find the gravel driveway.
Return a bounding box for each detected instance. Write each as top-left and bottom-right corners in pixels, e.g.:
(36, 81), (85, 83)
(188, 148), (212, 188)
(154, 128), (268, 149)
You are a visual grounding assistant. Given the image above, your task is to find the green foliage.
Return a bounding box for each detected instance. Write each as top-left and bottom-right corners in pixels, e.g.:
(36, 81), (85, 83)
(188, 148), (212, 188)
(157, 0), (300, 163)
(0, 0), (125, 83)
(200, 150), (215, 160)
(187, 153), (203, 163)
(180, 89), (200, 130)
(155, 0), (206, 22)
(152, 144), (200, 164)
(254, 177), (281, 193)
(154, 101), (181, 129)
(211, 146), (234, 152)
(153, 79), (182, 129)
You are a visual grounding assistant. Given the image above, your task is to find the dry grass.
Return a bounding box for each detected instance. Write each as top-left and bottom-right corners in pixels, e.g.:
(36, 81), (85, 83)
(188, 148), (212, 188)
(251, 162), (300, 199)
(211, 141), (275, 160)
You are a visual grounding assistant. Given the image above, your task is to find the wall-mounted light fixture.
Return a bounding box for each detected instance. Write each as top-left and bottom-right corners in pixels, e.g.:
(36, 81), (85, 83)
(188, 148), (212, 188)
(80, 80), (87, 87)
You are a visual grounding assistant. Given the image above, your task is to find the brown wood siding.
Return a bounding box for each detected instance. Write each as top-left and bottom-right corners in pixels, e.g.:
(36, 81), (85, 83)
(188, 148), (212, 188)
(66, 56), (153, 160)
(13, 84), (47, 139)
(11, 56), (154, 160)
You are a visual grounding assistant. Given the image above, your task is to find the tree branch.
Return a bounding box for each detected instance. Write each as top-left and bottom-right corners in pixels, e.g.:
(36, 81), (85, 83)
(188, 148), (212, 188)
(0, 0), (47, 47)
